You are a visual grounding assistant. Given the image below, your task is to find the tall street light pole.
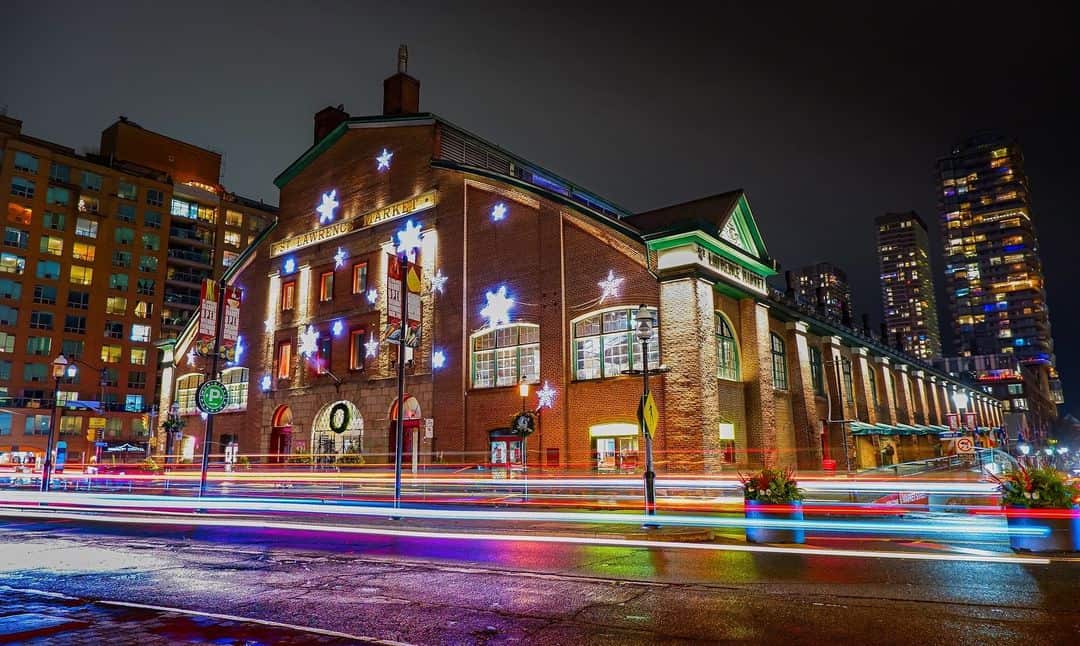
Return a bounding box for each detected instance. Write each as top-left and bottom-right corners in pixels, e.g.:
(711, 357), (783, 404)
(392, 221), (421, 512)
(635, 305), (657, 523)
(518, 377), (530, 500)
(41, 354), (76, 492)
(199, 282), (227, 498)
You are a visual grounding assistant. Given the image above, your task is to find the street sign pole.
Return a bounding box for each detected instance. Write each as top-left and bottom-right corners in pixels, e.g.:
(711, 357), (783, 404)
(199, 283), (226, 499)
(640, 338), (657, 524)
(393, 254), (408, 512)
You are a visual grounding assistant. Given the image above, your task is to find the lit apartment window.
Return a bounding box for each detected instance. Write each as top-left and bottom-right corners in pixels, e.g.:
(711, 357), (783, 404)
(224, 231), (241, 248)
(352, 263), (368, 294)
(176, 374), (203, 415)
(118, 182), (137, 201)
(130, 348), (148, 365)
(76, 218), (98, 238)
(221, 367), (249, 411)
(106, 296), (127, 315)
(7, 204), (32, 225)
(319, 271), (334, 302)
(72, 242), (95, 262)
(281, 281), (296, 311)
(5, 227), (29, 249)
(225, 210), (244, 227)
(0, 332), (13, 353)
(130, 324), (151, 342)
(101, 345), (122, 363)
(134, 301), (153, 319)
(276, 341), (293, 380)
(0, 253), (26, 275)
(69, 266), (93, 285)
(39, 236), (63, 256)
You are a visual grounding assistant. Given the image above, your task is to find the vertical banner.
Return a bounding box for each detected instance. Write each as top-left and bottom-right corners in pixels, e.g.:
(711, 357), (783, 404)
(196, 279), (219, 355)
(220, 286), (243, 361)
(386, 254), (422, 347)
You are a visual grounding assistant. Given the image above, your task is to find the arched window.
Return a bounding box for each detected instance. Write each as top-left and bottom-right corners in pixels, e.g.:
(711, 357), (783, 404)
(471, 323), (539, 388)
(770, 333), (787, 390)
(221, 367), (249, 412)
(809, 346), (824, 394)
(573, 307), (659, 380)
(176, 373), (203, 415)
(715, 313), (739, 381)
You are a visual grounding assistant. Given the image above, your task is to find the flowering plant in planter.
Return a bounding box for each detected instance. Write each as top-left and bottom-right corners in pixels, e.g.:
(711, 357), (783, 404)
(996, 466), (1080, 509)
(740, 467), (805, 504)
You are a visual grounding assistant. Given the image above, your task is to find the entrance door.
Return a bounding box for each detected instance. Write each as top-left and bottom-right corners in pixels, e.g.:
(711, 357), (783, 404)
(270, 426), (292, 463)
(595, 438), (616, 471)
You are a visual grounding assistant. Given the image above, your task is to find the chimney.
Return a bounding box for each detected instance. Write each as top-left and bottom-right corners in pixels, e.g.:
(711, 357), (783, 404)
(314, 104), (349, 144)
(383, 44), (421, 115)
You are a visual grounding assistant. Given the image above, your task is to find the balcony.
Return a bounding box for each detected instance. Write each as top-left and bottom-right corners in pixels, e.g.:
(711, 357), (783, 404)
(164, 293), (200, 309)
(165, 269), (206, 289)
(168, 228), (215, 248)
(167, 248), (213, 268)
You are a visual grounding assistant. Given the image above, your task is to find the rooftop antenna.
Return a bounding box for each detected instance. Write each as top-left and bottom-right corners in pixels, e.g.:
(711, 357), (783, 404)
(398, 44), (408, 74)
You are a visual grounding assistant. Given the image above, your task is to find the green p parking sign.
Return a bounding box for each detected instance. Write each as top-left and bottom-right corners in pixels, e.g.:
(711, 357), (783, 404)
(196, 380), (230, 415)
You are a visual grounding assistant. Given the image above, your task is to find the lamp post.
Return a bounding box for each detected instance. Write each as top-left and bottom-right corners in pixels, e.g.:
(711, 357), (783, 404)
(41, 354), (77, 492)
(635, 305), (657, 523)
(392, 220), (421, 512)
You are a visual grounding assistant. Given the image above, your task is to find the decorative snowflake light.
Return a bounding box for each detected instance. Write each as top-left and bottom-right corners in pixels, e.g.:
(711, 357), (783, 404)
(491, 202), (507, 221)
(376, 148), (393, 171)
(366, 288), (379, 305)
(431, 269), (448, 294)
(187, 349), (198, 366)
(317, 190), (339, 224)
(395, 219), (423, 261)
(260, 374), (272, 392)
(334, 247), (347, 269)
(332, 320), (344, 337)
(480, 285), (514, 328)
(298, 325), (319, 358)
(364, 333), (380, 358)
(283, 257), (296, 274)
(597, 270), (624, 304)
(264, 317), (274, 333)
(432, 349), (447, 370)
(536, 381), (557, 409)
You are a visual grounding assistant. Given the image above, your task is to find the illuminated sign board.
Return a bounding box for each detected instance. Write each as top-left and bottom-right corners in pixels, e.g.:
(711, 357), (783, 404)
(270, 190), (437, 258)
(655, 241), (768, 295)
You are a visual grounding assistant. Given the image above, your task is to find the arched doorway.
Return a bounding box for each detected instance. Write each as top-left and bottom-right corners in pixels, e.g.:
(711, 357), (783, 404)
(270, 405), (293, 463)
(387, 395), (422, 465)
(311, 400), (364, 465)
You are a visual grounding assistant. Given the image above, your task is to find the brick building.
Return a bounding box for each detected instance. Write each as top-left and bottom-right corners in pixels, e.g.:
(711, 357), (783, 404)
(0, 113), (274, 466)
(156, 55), (1003, 473)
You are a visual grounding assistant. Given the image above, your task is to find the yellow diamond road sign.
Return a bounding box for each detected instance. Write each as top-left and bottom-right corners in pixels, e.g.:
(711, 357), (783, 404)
(641, 392), (659, 436)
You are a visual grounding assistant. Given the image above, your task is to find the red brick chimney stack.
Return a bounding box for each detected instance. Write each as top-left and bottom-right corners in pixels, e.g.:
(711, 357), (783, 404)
(383, 44), (420, 115)
(313, 104), (350, 144)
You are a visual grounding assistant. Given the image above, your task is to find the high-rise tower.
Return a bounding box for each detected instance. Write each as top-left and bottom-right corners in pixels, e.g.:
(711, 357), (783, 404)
(876, 211), (941, 359)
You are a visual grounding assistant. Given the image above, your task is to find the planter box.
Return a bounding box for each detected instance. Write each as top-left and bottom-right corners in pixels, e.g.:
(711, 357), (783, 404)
(1007, 507), (1080, 553)
(745, 500), (805, 544)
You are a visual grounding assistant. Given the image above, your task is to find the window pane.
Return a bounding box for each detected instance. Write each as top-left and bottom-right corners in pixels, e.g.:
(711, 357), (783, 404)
(602, 332), (629, 377)
(575, 338), (601, 380)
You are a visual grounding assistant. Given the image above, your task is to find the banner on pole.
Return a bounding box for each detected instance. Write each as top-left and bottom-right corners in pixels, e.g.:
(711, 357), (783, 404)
(220, 286), (243, 361)
(386, 254), (422, 347)
(195, 279), (219, 355)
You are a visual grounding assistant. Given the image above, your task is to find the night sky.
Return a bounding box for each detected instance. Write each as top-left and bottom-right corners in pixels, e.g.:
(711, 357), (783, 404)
(4, 2), (1078, 412)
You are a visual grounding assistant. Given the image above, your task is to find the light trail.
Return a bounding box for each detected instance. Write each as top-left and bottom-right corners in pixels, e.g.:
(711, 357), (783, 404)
(0, 491), (1047, 536)
(0, 507), (1050, 566)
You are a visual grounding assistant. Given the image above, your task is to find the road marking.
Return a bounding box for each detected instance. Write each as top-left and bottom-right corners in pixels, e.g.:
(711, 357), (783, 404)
(0, 507), (1051, 566)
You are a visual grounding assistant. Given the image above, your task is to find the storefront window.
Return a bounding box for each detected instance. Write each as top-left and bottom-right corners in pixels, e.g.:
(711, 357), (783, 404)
(176, 373), (203, 415)
(221, 367), (249, 412)
(471, 323), (539, 388)
(573, 307), (658, 380)
(715, 313), (739, 381)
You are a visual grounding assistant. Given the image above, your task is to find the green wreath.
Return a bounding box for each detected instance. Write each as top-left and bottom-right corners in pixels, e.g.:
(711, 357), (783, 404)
(329, 402), (351, 434)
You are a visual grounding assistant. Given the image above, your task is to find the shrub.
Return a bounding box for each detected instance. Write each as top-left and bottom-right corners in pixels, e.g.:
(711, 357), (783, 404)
(996, 466), (1080, 509)
(740, 467), (804, 504)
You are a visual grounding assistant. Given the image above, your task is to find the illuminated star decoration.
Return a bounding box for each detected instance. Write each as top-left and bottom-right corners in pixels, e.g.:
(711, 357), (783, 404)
(376, 148), (393, 171)
(187, 349), (198, 366)
(491, 202), (507, 221)
(431, 269), (448, 294)
(231, 335), (245, 364)
(395, 219), (423, 261)
(366, 288), (379, 305)
(536, 381), (557, 409)
(334, 247), (347, 269)
(260, 374), (272, 392)
(597, 270), (624, 304)
(364, 333), (380, 358)
(264, 317), (274, 333)
(480, 285), (514, 328)
(283, 257), (296, 274)
(298, 325), (319, 358)
(432, 349), (446, 370)
(332, 320), (344, 337)
(317, 190), (339, 224)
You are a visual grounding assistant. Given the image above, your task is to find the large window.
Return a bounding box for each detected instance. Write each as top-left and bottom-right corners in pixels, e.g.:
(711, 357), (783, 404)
(770, 333), (788, 391)
(281, 281), (296, 311)
(471, 323), (540, 388)
(868, 366), (879, 407)
(49, 163), (69, 183)
(36, 259), (60, 279)
(176, 373), (202, 415)
(14, 151), (39, 174)
(809, 346), (824, 395)
(352, 263), (368, 294)
(70, 265), (93, 285)
(222, 367), (249, 412)
(715, 313), (739, 381)
(10, 177), (35, 199)
(319, 271), (334, 302)
(276, 341), (292, 380)
(349, 328), (367, 371)
(573, 307), (659, 380)
(841, 358), (854, 403)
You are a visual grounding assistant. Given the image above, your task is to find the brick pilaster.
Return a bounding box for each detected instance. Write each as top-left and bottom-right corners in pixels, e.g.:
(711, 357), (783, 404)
(851, 347), (876, 425)
(875, 357), (897, 424)
(913, 370), (930, 425)
(785, 321), (822, 470)
(894, 364), (913, 424)
(740, 299), (776, 467)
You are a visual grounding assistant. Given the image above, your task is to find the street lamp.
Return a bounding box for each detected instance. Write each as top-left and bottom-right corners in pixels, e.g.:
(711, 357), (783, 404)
(635, 304), (657, 523)
(518, 377), (531, 494)
(41, 354), (77, 492)
(391, 220), (422, 512)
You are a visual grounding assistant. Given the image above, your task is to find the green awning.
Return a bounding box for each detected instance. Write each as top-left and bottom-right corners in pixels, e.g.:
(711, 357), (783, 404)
(850, 422), (941, 436)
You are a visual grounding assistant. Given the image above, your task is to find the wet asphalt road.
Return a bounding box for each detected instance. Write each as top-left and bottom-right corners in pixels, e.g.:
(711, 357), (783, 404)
(1, 518), (1078, 645)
